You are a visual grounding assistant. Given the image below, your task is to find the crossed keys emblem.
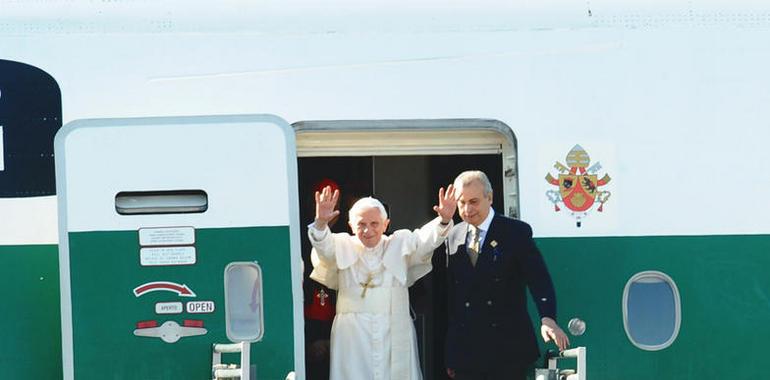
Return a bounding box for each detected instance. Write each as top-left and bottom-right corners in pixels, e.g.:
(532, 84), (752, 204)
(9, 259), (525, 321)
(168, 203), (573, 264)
(545, 145), (611, 227)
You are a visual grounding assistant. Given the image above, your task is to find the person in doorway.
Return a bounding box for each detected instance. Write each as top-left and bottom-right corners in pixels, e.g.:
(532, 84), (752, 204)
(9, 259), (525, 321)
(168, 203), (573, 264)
(303, 179), (340, 380)
(444, 170), (569, 380)
(308, 184), (456, 380)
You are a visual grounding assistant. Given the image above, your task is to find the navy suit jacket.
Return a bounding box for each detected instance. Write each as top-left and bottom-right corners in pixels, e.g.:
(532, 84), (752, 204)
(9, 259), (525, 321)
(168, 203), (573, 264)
(445, 213), (557, 371)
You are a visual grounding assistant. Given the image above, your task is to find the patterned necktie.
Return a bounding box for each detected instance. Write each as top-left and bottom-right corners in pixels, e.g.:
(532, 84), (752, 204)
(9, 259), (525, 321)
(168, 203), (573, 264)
(468, 225), (480, 266)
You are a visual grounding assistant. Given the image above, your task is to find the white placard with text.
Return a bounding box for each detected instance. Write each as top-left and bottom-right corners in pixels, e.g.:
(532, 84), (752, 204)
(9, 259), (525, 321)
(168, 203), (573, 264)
(140, 246), (196, 266)
(155, 302), (183, 315)
(186, 301), (215, 314)
(139, 227), (195, 246)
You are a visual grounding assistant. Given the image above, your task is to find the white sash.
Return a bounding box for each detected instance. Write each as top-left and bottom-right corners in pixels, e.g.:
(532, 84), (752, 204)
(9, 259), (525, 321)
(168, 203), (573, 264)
(337, 286), (413, 380)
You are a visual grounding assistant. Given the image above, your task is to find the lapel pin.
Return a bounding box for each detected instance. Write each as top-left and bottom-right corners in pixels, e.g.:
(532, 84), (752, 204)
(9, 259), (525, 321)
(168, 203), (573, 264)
(490, 240), (498, 248)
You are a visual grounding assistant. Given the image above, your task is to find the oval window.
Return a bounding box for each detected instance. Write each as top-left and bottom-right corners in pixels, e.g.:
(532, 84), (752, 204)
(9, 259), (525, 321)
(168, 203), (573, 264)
(225, 262), (264, 342)
(623, 271), (681, 350)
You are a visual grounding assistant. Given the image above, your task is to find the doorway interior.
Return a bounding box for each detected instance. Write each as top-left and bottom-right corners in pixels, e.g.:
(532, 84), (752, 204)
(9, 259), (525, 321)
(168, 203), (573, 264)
(298, 154), (503, 380)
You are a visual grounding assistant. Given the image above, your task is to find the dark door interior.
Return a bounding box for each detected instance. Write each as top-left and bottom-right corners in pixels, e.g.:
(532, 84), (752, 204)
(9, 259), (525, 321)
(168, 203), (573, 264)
(298, 154), (503, 380)
(0, 59), (62, 197)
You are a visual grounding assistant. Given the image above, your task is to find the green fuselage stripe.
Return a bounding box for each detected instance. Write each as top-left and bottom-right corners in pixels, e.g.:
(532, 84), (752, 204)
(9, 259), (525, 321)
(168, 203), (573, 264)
(536, 234), (770, 379)
(2, 233), (769, 379)
(0, 244), (61, 379)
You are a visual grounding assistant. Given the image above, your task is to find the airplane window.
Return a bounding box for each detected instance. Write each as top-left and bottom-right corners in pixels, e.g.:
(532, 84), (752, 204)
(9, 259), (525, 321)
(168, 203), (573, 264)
(225, 262), (264, 342)
(623, 271), (681, 351)
(115, 190), (208, 215)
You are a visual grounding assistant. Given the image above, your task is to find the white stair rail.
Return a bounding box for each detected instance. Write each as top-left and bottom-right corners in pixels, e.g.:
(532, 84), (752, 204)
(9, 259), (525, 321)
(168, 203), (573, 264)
(212, 342), (251, 380)
(546, 346), (587, 380)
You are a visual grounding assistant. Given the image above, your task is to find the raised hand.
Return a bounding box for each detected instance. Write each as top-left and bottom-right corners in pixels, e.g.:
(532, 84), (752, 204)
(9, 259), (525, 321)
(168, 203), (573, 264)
(432, 184), (457, 223)
(315, 185), (340, 229)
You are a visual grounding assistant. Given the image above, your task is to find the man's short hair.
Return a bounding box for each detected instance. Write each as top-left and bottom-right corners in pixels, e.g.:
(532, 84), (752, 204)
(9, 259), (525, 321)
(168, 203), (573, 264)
(454, 170), (493, 197)
(349, 197), (388, 221)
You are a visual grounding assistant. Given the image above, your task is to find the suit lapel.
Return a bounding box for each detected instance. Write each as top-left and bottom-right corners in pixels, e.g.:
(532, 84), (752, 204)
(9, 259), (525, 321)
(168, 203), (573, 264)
(452, 216), (503, 275)
(476, 215), (503, 269)
(455, 216), (500, 271)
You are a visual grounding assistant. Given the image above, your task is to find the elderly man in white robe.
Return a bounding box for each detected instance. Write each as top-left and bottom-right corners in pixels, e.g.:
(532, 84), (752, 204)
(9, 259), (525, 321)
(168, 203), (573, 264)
(308, 185), (456, 380)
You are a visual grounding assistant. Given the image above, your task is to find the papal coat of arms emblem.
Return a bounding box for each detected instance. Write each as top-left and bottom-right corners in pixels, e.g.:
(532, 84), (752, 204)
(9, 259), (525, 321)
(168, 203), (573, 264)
(545, 145), (611, 227)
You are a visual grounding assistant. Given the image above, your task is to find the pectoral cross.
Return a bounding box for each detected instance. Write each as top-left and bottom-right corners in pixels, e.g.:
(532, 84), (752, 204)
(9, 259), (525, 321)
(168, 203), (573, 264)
(316, 289), (329, 306)
(360, 273), (375, 298)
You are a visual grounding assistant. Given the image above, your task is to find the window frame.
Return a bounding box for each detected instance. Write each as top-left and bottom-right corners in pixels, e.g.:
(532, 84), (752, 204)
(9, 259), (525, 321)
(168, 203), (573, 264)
(224, 261), (265, 343)
(622, 270), (681, 351)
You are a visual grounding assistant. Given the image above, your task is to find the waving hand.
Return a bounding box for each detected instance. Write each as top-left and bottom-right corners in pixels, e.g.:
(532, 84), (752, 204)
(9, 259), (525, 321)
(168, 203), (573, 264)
(315, 185), (340, 229)
(433, 184), (457, 223)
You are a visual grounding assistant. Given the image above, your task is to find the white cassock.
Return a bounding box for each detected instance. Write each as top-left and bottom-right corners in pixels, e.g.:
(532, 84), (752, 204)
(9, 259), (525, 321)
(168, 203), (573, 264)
(308, 217), (452, 380)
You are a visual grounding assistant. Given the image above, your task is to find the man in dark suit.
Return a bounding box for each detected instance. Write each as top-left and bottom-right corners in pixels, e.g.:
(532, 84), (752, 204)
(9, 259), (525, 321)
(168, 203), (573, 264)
(444, 170), (569, 380)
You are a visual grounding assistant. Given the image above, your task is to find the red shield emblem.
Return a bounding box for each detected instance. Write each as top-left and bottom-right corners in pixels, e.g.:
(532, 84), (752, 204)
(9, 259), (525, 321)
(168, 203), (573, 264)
(545, 144), (612, 226)
(559, 174), (598, 212)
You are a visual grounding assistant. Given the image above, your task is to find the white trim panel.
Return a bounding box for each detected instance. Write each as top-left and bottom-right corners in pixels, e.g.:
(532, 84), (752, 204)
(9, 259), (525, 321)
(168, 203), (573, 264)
(57, 116), (292, 232)
(297, 129), (506, 157)
(0, 196), (58, 245)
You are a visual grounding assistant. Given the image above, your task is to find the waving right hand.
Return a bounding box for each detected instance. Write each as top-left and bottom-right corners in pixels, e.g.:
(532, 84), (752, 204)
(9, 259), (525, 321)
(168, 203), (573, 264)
(315, 185), (340, 229)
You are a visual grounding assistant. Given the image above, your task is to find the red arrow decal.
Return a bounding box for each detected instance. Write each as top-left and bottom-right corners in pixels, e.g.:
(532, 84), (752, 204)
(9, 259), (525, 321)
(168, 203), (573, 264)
(133, 281), (197, 298)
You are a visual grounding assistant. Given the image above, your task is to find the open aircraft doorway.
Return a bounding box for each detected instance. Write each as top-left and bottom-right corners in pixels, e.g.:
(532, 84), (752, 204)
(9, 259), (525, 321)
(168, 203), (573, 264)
(294, 119), (515, 380)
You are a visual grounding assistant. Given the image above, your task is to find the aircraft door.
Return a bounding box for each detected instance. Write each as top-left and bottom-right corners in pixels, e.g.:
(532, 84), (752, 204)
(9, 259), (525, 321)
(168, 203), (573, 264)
(55, 115), (303, 380)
